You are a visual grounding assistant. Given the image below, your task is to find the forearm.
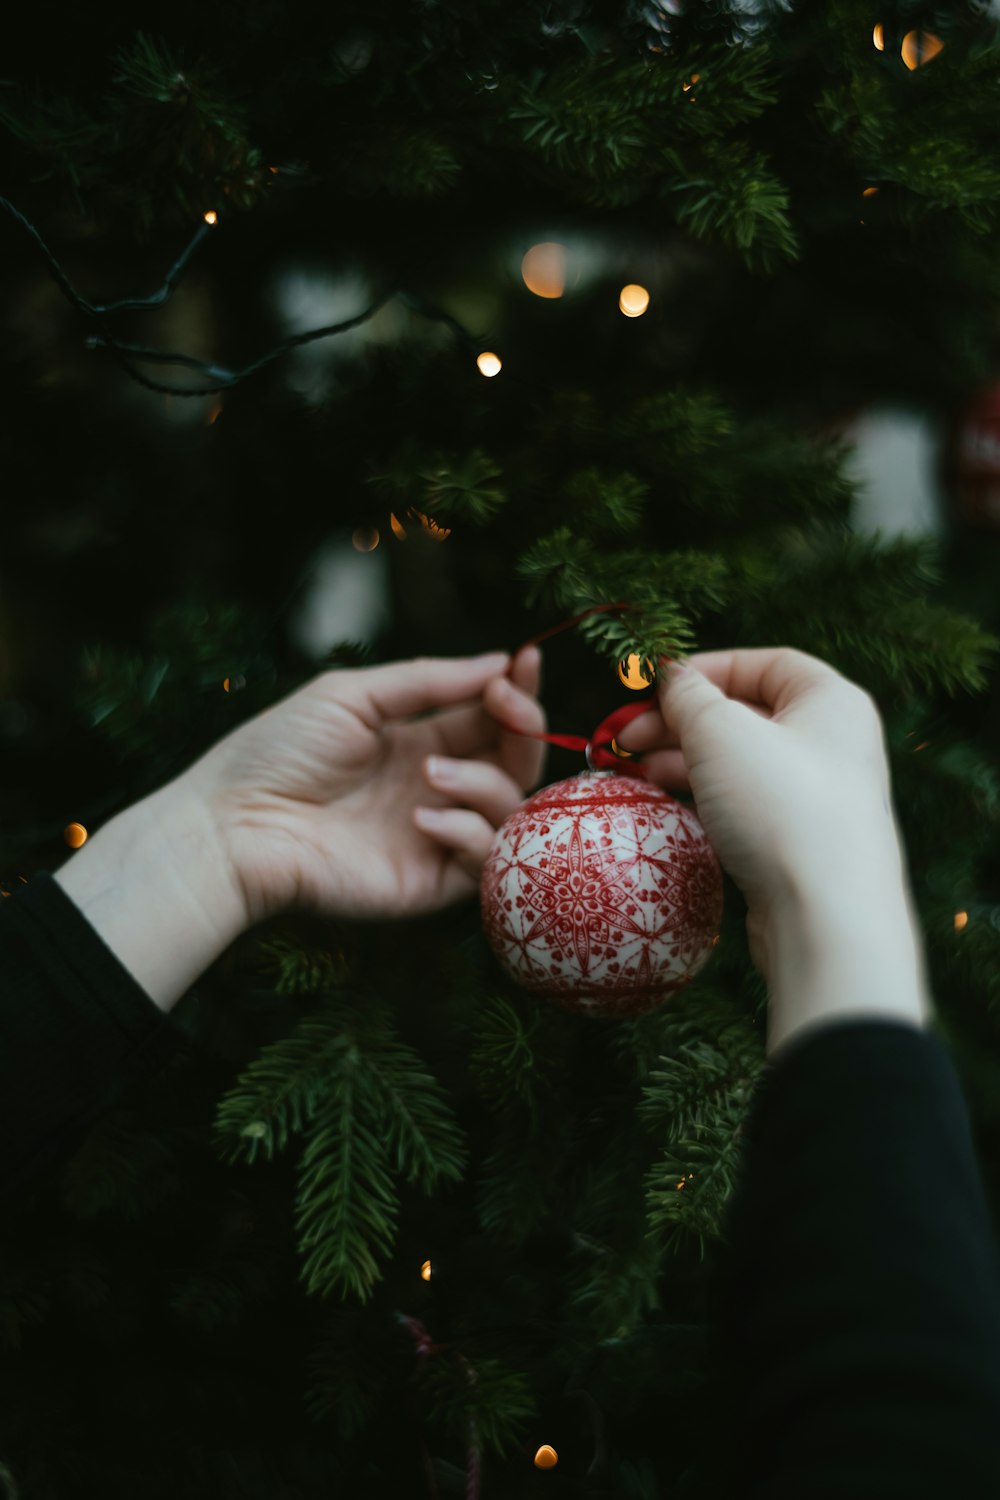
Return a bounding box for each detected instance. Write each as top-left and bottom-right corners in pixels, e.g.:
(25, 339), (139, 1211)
(52, 776), (247, 1014)
(765, 870), (933, 1062)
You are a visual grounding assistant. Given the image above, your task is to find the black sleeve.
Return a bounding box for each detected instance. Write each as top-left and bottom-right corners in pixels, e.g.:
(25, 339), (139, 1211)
(0, 871), (188, 1202)
(707, 1018), (1000, 1497)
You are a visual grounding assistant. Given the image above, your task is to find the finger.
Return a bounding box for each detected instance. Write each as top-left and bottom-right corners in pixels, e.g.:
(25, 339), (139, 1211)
(615, 697), (772, 753)
(424, 754), (525, 829)
(638, 749), (692, 791)
(351, 652), (511, 722)
(672, 648), (843, 716)
(413, 804), (498, 877)
(482, 648), (547, 790)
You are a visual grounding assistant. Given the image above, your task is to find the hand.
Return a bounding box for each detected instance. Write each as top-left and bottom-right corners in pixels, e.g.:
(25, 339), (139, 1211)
(186, 646), (547, 928)
(614, 646), (907, 983)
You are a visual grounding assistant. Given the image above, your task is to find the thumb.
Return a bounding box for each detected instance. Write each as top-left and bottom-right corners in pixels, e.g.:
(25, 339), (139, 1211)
(656, 657), (725, 734)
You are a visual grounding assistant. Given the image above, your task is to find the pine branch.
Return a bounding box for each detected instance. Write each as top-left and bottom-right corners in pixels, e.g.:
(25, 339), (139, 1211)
(668, 145), (800, 272)
(367, 445), (506, 524)
(303, 1305), (396, 1438)
(213, 1012), (353, 1165)
(215, 1003), (468, 1301)
(295, 1071), (399, 1304)
(417, 1352), (536, 1461)
(365, 1035), (468, 1193)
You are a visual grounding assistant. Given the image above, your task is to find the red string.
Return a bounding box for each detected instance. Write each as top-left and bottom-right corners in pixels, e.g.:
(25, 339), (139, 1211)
(501, 602), (662, 779)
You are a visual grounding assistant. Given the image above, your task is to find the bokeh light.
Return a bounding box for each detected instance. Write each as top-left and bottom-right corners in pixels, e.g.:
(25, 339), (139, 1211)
(619, 284), (650, 318)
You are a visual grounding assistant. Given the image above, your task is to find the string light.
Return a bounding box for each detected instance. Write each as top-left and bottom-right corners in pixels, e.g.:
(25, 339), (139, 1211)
(64, 822), (88, 848)
(420, 1259), (432, 1281)
(354, 509), (452, 544)
(477, 351), (502, 377)
(522, 242), (567, 299)
(534, 1446), (558, 1469)
(862, 186), (879, 198)
(873, 23), (885, 51)
(222, 674), (246, 692)
(619, 284), (650, 318)
(618, 653), (655, 689)
(901, 30), (943, 70)
(203, 210), (218, 226)
(955, 911), (969, 932)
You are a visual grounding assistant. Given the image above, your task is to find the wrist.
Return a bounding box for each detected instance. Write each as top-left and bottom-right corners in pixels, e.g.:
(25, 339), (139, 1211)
(52, 775), (248, 1013)
(765, 876), (933, 1062)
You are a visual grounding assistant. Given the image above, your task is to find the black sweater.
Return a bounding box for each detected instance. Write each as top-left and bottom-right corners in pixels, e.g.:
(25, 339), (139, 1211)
(4, 871), (1000, 1493)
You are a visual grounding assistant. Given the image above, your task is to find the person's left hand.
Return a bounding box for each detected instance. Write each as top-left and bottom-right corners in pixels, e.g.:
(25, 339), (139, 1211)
(185, 646), (546, 928)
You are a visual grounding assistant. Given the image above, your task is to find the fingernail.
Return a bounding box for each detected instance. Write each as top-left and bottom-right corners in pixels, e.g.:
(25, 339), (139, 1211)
(426, 755), (456, 784)
(658, 656), (690, 684)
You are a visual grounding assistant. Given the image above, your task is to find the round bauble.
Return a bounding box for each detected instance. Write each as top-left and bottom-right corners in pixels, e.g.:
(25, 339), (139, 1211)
(480, 770), (723, 1019)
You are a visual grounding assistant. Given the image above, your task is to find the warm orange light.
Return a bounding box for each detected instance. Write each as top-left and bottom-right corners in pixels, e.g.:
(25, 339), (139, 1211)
(901, 30), (944, 70)
(477, 351), (502, 377)
(619, 284), (650, 318)
(408, 508), (451, 541)
(390, 512), (408, 540)
(352, 527), (380, 551)
(682, 72), (700, 91)
(862, 186), (879, 198)
(534, 1446), (558, 1470)
(618, 654), (655, 690)
(522, 242), (567, 299)
(610, 737), (634, 759)
(873, 23), (885, 51)
(207, 399), (223, 424)
(64, 822), (88, 849)
(421, 1259), (432, 1281)
(955, 911), (969, 932)
(203, 210), (218, 225)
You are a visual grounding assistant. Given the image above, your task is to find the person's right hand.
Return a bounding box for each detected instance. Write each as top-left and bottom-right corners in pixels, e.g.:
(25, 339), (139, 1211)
(613, 647), (909, 984)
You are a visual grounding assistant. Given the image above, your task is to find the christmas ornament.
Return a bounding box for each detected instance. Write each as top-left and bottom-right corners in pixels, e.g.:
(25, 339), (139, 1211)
(481, 771), (723, 1019)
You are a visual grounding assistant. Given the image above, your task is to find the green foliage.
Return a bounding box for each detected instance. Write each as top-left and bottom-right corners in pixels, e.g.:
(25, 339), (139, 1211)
(110, 32), (266, 222)
(303, 1305), (396, 1439)
(355, 127), (463, 198)
(517, 529), (719, 670)
(563, 1147), (666, 1342)
(416, 1350), (537, 1460)
(728, 521), (1000, 698)
(620, 987), (766, 1259)
(73, 596), (280, 773)
(252, 929), (354, 996)
(214, 1002), (467, 1302)
(367, 445), (506, 524)
(562, 468), (650, 535)
(498, 43), (787, 240)
(669, 145), (800, 272)
(467, 993), (548, 1127)
(469, 992), (578, 1245)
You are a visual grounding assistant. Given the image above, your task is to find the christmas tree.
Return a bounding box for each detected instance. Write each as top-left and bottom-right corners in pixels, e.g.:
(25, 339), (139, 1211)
(2, 2), (1000, 1494)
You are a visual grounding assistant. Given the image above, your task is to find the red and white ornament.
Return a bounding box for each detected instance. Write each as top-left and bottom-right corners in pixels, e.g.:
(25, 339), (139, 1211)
(480, 770), (723, 1019)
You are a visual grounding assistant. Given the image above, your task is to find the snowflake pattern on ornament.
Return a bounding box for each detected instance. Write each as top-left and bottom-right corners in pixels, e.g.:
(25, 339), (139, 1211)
(481, 771), (723, 1019)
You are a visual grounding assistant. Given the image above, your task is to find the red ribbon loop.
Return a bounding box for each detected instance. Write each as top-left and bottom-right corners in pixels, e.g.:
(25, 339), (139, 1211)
(501, 603), (657, 779)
